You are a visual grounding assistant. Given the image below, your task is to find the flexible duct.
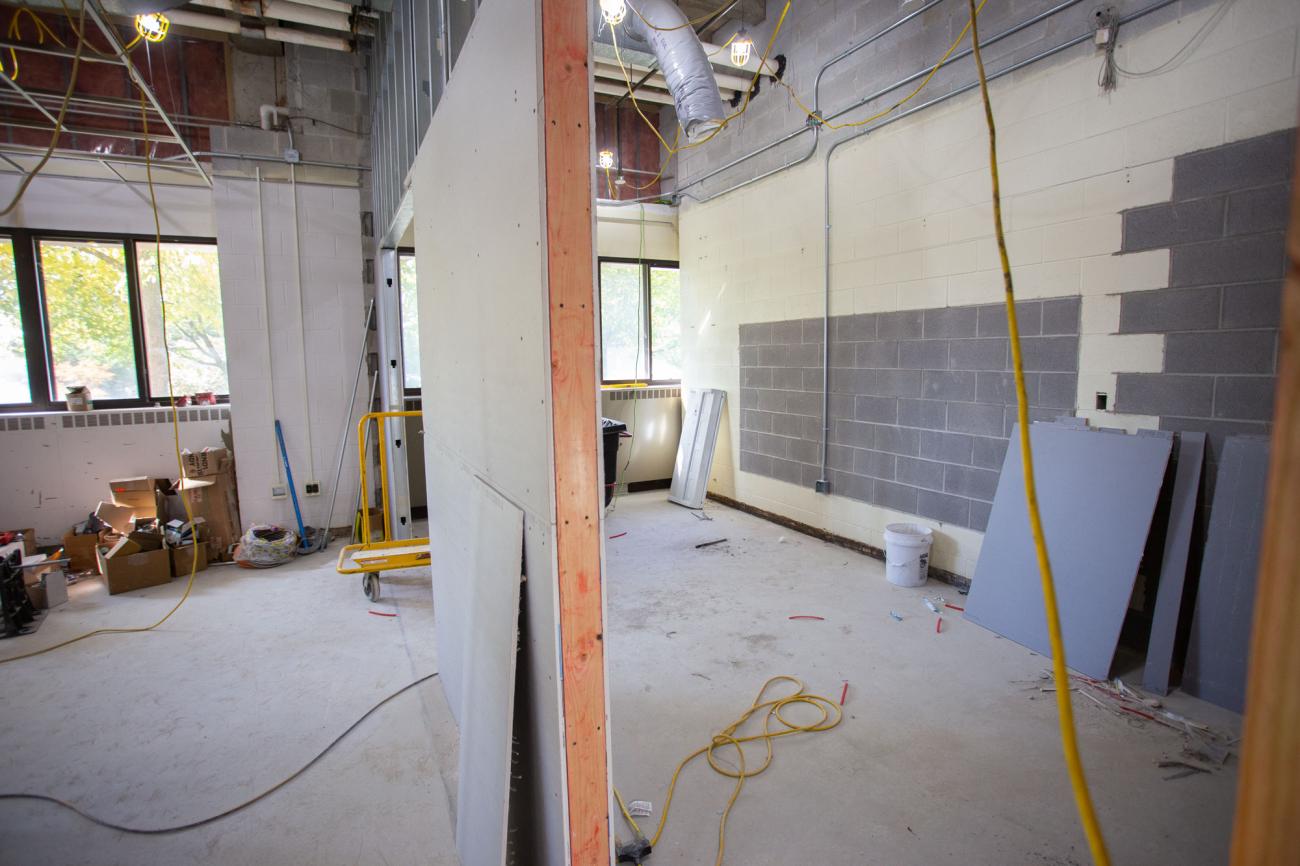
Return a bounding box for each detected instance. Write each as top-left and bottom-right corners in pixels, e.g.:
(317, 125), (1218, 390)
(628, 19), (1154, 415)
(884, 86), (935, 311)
(622, 0), (726, 142)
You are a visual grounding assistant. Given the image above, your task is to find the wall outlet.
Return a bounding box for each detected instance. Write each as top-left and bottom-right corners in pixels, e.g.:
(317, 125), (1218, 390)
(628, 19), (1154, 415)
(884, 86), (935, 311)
(271, 485), (288, 500)
(304, 481), (321, 496)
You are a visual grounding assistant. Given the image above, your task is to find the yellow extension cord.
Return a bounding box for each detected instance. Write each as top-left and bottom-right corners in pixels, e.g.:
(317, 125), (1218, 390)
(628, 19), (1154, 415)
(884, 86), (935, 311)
(966, 1), (1110, 862)
(0, 56), (202, 666)
(614, 676), (842, 866)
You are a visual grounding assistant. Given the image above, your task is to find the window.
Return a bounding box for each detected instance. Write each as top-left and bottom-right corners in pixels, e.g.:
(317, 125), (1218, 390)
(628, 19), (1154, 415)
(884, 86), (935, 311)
(0, 229), (226, 411)
(398, 252), (421, 392)
(598, 258), (681, 384)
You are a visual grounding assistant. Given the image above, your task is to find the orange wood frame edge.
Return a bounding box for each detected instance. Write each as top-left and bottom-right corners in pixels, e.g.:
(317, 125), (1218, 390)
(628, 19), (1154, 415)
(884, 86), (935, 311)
(1230, 131), (1300, 865)
(540, 0), (612, 863)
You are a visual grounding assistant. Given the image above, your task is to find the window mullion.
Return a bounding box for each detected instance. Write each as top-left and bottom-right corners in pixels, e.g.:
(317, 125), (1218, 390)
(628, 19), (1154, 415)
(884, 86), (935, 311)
(13, 231), (53, 408)
(640, 261), (651, 383)
(123, 240), (151, 403)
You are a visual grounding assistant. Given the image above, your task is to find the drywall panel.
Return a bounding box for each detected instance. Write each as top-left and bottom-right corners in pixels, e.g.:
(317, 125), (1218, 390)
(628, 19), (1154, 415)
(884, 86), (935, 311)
(411, 0), (567, 863)
(1142, 431), (1206, 695)
(0, 173), (214, 237)
(1183, 435), (1271, 712)
(964, 424), (1172, 679)
(454, 475), (524, 866)
(595, 203), (678, 260)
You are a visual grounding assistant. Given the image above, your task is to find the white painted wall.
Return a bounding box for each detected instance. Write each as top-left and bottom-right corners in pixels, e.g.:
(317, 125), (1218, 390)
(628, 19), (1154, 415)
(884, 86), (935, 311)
(595, 202), (678, 259)
(679, 0), (1300, 577)
(0, 408), (228, 544)
(411, 0), (568, 862)
(212, 176), (367, 533)
(0, 173), (214, 237)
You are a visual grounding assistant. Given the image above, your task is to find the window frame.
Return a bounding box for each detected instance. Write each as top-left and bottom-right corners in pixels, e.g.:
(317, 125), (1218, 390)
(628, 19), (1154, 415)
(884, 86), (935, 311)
(598, 256), (681, 387)
(0, 227), (227, 413)
(396, 247), (421, 398)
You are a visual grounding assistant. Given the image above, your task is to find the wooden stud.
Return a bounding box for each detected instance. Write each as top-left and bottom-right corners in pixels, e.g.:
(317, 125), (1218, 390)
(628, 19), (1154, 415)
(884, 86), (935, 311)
(539, 0), (611, 863)
(1230, 131), (1300, 865)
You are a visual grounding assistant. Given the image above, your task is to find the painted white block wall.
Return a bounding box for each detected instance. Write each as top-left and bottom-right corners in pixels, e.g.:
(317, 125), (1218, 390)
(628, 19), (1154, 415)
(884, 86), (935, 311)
(678, 0), (1300, 577)
(0, 410), (228, 544)
(213, 176), (367, 534)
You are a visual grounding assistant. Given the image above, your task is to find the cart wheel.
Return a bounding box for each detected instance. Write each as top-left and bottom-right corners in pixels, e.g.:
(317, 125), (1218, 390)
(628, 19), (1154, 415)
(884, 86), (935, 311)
(364, 573), (380, 602)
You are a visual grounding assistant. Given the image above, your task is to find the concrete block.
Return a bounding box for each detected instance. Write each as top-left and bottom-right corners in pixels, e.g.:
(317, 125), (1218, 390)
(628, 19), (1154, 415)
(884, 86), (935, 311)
(740, 388), (759, 409)
(895, 456), (944, 491)
(1041, 297), (1081, 335)
(827, 444), (855, 472)
(1116, 373), (1215, 417)
(944, 463), (1000, 501)
(1221, 281), (1282, 329)
(831, 470), (874, 503)
(741, 367), (773, 388)
(1080, 249), (1170, 297)
(773, 368), (805, 390)
(830, 368), (874, 395)
(835, 419), (875, 449)
(917, 489), (970, 526)
(830, 342), (858, 368)
(770, 457), (805, 485)
(739, 346), (759, 366)
(757, 390), (787, 412)
(1042, 215), (1122, 261)
(977, 301), (1042, 337)
(1165, 330), (1277, 374)
(1213, 376), (1277, 421)
(897, 398), (947, 430)
(898, 340), (950, 370)
(1170, 234), (1286, 287)
(804, 415), (826, 442)
(919, 429), (975, 465)
(836, 312), (879, 342)
(1122, 197), (1227, 252)
(971, 435), (1009, 470)
(772, 413), (804, 438)
(923, 306), (978, 339)
(1002, 407), (1062, 437)
(969, 499), (992, 532)
(875, 480), (920, 514)
(1173, 129), (1296, 200)
(1226, 184), (1292, 236)
(1019, 336), (1079, 372)
(752, 431), (791, 459)
(739, 451), (773, 477)
(976, 370), (1036, 406)
(788, 438), (821, 466)
(872, 369), (923, 397)
(787, 390), (823, 416)
(739, 322), (773, 346)
(855, 449), (897, 480)
(877, 309), (923, 339)
(740, 409), (773, 432)
(1158, 416), (1270, 464)
(855, 395), (898, 424)
(857, 340), (900, 368)
(802, 318), (828, 344)
(772, 320), (803, 344)
(923, 370), (977, 402)
(1079, 333), (1164, 373)
(873, 424), (920, 457)
(947, 402), (1005, 436)
(949, 338), (1009, 371)
(1036, 373), (1079, 410)
(1119, 286), (1222, 333)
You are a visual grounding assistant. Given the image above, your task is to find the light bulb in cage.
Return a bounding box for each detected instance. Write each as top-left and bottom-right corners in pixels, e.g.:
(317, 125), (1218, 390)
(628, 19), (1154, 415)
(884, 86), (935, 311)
(730, 30), (753, 67)
(597, 149), (615, 170)
(134, 12), (169, 42)
(599, 0), (626, 26)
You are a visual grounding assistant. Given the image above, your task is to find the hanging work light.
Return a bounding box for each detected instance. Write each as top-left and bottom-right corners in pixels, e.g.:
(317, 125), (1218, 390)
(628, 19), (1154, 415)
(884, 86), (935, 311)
(599, 0), (627, 26)
(134, 12), (170, 42)
(730, 30), (753, 67)
(598, 149), (616, 170)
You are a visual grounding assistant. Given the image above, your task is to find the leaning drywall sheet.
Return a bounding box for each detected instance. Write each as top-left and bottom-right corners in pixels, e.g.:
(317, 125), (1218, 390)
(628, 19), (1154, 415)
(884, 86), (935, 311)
(1142, 432), (1206, 695)
(455, 475), (525, 866)
(964, 424), (1173, 680)
(1183, 435), (1271, 713)
(669, 388), (726, 509)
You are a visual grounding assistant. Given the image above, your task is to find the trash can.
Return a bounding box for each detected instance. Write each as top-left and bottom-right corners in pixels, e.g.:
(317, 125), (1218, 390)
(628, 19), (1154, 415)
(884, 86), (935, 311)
(883, 523), (933, 587)
(601, 418), (627, 506)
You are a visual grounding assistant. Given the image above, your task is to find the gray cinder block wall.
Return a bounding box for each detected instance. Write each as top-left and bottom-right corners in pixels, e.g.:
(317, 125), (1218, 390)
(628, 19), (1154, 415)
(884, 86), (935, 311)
(739, 297), (1081, 531)
(1115, 128), (1293, 506)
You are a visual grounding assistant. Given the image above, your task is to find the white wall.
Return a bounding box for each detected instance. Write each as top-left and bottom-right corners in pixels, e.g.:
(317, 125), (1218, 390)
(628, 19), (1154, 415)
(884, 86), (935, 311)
(595, 202), (678, 259)
(212, 176), (367, 533)
(411, 0), (567, 861)
(0, 408), (228, 544)
(679, 0), (1300, 577)
(0, 173), (214, 237)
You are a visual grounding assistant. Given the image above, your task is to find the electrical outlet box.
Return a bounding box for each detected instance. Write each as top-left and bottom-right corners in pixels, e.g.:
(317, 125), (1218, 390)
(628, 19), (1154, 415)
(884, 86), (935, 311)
(271, 485), (288, 500)
(304, 481), (321, 496)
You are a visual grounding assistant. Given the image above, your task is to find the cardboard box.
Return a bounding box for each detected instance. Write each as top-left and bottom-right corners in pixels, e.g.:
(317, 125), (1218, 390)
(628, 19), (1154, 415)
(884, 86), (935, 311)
(94, 501), (138, 536)
(97, 547), (171, 595)
(170, 542), (209, 577)
(61, 529), (107, 573)
(181, 448), (231, 478)
(177, 473), (241, 562)
(108, 477), (170, 520)
(26, 571), (68, 609)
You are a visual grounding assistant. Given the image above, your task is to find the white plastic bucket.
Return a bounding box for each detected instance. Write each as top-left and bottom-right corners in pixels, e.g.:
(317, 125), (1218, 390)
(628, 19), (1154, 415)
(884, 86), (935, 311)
(883, 523), (933, 587)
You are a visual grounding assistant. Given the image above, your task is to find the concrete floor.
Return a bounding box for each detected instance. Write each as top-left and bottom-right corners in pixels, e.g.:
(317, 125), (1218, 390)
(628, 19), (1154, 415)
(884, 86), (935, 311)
(0, 554), (458, 866)
(0, 493), (1242, 865)
(605, 492), (1242, 866)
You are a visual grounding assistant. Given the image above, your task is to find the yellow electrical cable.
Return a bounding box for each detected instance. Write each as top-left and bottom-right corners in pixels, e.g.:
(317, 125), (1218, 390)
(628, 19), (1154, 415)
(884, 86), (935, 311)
(0, 60), (202, 666)
(614, 676), (841, 866)
(965, 1), (1110, 863)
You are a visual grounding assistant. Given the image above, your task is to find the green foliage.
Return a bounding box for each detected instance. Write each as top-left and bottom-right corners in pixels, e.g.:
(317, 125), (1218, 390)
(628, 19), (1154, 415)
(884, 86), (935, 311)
(0, 240), (29, 404)
(136, 242), (228, 396)
(600, 261), (645, 381)
(650, 266), (681, 380)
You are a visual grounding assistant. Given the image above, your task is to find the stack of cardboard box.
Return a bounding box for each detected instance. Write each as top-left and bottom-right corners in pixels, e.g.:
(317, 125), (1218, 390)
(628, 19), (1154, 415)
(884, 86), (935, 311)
(175, 447), (241, 562)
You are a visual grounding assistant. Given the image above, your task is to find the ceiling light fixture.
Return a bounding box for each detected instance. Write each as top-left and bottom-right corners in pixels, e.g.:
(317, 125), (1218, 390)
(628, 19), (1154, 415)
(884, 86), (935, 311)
(730, 30), (753, 67)
(599, 0), (627, 26)
(598, 149), (616, 170)
(615, 174), (627, 186)
(134, 12), (170, 42)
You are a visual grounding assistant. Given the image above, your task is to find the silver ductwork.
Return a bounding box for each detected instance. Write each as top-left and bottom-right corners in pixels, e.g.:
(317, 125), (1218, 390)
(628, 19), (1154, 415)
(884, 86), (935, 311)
(621, 0), (727, 142)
